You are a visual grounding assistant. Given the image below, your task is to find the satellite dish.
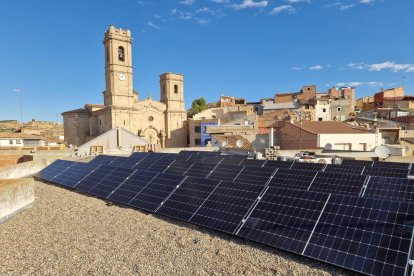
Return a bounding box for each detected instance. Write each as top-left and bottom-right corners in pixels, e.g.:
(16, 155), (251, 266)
(259, 138), (265, 144)
(222, 141), (228, 147)
(375, 145), (392, 159)
(236, 140), (244, 148)
(324, 143), (333, 150)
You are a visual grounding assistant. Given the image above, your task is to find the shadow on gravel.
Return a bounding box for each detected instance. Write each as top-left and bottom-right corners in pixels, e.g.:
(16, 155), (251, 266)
(38, 180), (357, 276)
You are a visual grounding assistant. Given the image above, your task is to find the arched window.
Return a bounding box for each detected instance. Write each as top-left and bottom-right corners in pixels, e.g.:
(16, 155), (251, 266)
(106, 47), (109, 62)
(118, 46), (125, 61)
(174, 84), (178, 94)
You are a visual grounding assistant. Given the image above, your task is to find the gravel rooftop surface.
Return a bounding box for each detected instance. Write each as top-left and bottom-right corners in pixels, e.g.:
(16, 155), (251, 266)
(0, 180), (355, 275)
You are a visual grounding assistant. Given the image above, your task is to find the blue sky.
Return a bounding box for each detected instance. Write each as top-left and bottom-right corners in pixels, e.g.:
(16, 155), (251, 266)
(0, 0), (413, 122)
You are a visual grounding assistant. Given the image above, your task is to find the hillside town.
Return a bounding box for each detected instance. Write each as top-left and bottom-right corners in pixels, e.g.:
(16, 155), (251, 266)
(1, 6), (414, 275)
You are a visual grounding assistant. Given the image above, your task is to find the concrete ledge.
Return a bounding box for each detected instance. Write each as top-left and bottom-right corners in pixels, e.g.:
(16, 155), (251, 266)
(0, 159), (53, 179)
(0, 178), (35, 223)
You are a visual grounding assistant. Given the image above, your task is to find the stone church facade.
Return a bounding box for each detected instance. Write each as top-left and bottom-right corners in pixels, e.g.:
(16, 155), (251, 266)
(62, 25), (188, 148)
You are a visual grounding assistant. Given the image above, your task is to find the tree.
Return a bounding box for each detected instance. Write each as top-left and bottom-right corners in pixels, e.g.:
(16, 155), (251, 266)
(188, 97), (207, 117)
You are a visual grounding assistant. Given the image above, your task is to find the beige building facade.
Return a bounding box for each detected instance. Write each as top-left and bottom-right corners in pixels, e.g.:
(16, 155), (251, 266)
(62, 25), (188, 148)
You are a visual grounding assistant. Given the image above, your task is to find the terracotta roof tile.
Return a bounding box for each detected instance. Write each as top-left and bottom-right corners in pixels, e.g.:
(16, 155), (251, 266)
(291, 121), (370, 134)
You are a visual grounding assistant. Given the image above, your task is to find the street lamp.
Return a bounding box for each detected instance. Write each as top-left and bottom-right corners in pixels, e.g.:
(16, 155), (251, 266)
(13, 88), (23, 124)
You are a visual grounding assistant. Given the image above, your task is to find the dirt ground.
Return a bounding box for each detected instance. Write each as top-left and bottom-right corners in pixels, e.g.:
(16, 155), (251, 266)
(0, 180), (354, 275)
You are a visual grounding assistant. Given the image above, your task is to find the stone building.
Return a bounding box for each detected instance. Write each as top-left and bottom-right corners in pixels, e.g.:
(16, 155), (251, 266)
(62, 25), (188, 148)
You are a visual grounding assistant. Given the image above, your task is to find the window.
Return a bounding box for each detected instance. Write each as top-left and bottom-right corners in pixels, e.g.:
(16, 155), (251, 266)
(195, 139), (201, 146)
(318, 118), (323, 121)
(118, 46), (125, 61)
(16, 139), (21, 144)
(124, 120), (126, 125)
(337, 107), (341, 112)
(322, 108), (326, 113)
(9, 139), (13, 145)
(148, 116), (154, 122)
(163, 85), (166, 95)
(99, 120), (102, 125)
(106, 47), (109, 62)
(194, 126), (201, 133)
(174, 84), (178, 94)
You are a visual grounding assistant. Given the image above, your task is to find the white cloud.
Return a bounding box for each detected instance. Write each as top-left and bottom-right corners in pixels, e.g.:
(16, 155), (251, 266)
(197, 19), (209, 24)
(336, 81), (384, 87)
(270, 5), (296, 14)
(196, 7), (224, 16)
(326, 2), (355, 10)
(292, 66), (305, 70)
(211, 0), (230, 3)
(230, 0), (268, 10)
(180, 0), (195, 5)
(147, 21), (160, 30)
(309, 65), (324, 70)
(360, 0), (374, 4)
(347, 62), (366, 70)
(368, 61), (414, 73)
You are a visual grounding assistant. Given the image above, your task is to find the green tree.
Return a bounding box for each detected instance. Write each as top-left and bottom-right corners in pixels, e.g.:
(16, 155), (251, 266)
(188, 97), (207, 117)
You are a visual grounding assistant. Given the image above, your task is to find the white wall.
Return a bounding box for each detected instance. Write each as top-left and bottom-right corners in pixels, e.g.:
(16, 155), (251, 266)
(315, 101), (331, 121)
(0, 139), (23, 147)
(318, 133), (381, 151)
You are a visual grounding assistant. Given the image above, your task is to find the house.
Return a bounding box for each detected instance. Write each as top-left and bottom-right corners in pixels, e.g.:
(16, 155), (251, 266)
(274, 121), (381, 151)
(0, 133), (49, 147)
(211, 134), (252, 155)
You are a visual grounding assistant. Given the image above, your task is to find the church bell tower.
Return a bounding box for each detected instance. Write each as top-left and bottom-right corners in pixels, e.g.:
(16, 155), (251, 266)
(160, 73), (188, 147)
(103, 25), (134, 108)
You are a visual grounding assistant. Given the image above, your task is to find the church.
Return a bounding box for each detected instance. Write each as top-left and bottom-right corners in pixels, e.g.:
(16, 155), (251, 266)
(62, 25), (188, 149)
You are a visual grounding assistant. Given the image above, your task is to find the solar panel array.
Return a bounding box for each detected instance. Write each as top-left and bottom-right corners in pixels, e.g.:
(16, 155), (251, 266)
(38, 152), (414, 276)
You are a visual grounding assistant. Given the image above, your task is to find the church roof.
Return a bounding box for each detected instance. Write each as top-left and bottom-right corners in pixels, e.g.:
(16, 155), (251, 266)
(61, 108), (89, 115)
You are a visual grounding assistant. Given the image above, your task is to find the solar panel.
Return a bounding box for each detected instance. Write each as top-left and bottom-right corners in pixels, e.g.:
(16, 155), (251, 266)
(363, 167), (409, 178)
(106, 156), (130, 168)
(309, 172), (368, 196)
(323, 164), (365, 175)
(236, 187), (330, 254)
(128, 173), (186, 212)
(163, 160), (194, 175)
(234, 166), (275, 185)
(156, 177), (222, 221)
(201, 156), (224, 164)
(52, 162), (100, 188)
(208, 164), (242, 182)
(132, 159), (157, 170)
(88, 167), (135, 198)
(185, 162), (218, 178)
(263, 160), (294, 169)
(303, 195), (414, 276)
(89, 155), (119, 165)
(38, 160), (75, 182)
(189, 180), (266, 234)
(239, 159), (266, 167)
(147, 159), (175, 173)
(372, 161), (410, 170)
(364, 176), (414, 202)
(75, 165), (116, 193)
(219, 157), (244, 166)
(106, 170), (159, 205)
(341, 159), (373, 167)
(291, 162), (326, 171)
(269, 168), (317, 190)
